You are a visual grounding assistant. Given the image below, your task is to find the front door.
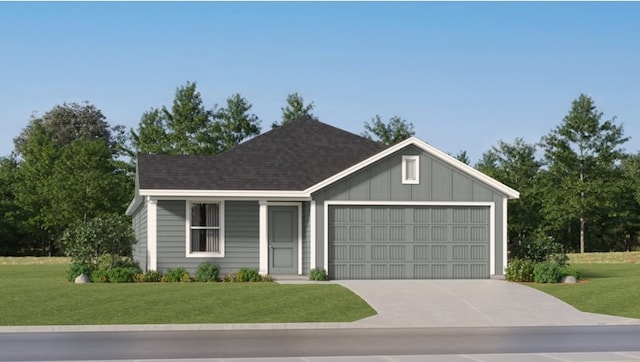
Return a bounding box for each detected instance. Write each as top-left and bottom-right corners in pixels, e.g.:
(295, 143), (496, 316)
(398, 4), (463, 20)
(269, 206), (298, 275)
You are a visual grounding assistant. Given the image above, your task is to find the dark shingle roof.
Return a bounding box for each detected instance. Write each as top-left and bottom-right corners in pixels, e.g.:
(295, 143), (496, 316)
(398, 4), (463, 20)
(138, 118), (387, 191)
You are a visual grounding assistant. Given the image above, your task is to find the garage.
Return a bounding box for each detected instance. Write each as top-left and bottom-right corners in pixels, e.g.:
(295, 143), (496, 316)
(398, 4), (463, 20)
(328, 205), (491, 279)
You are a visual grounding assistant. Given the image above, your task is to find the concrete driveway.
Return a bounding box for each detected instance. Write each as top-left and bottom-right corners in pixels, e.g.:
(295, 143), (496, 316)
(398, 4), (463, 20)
(336, 279), (640, 328)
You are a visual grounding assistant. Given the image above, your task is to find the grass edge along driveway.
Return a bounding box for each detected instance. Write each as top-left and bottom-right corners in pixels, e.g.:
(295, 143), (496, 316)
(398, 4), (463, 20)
(0, 263), (376, 326)
(528, 263), (640, 320)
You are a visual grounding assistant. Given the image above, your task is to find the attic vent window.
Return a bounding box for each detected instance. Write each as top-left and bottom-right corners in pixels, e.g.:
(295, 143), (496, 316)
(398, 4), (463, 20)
(402, 155), (419, 184)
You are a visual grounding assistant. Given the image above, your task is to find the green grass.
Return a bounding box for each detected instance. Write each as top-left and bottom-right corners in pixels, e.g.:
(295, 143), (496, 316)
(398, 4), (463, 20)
(529, 263), (640, 319)
(0, 263), (376, 326)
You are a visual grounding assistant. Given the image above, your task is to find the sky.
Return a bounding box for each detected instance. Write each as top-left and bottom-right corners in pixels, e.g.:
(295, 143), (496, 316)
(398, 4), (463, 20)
(1, 2), (639, 164)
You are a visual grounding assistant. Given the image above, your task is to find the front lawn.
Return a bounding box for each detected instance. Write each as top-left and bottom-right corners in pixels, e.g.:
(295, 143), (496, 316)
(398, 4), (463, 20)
(529, 263), (640, 319)
(0, 262), (376, 326)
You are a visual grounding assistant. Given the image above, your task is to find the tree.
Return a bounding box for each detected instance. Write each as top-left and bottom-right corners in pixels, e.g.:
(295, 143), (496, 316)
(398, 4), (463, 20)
(454, 150), (471, 165)
(212, 93), (261, 152)
(14, 101), (123, 156)
(62, 214), (136, 270)
(0, 155), (34, 255)
(273, 92), (317, 128)
(539, 94), (629, 253)
(362, 115), (415, 145)
(130, 82), (261, 156)
(12, 103), (133, 255)
(476, 138), (542, 243)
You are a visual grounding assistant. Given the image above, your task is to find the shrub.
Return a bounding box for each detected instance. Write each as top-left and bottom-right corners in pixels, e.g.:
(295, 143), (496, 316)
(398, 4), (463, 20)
(505, 258), (536, 282)
(195, 262), (219, 282)
(66, 262), (92, 282)
(165, 268), (191, 282)
(107, 266), (141, 283)
(143, 270), (162, 283)
(133, 273), (145, 283)
(309, 268), (328, 281)
(235, 268), (260, 282)
(91, 269), (110, 283)
(62, 214), (137, 269)
(510, 234), (567, 266)
(220, 272), (235, 282)
(559, 265), (581, 280)
(533, 261), (561, 283)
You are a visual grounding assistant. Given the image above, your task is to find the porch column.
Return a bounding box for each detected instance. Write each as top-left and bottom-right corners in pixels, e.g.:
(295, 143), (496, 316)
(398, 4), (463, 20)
(309, 200), (316, 270)
(258, 200), (268, 275)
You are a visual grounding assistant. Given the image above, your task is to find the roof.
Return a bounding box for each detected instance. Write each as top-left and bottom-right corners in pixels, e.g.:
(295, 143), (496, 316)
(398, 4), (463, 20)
(137, 118), (388, 191)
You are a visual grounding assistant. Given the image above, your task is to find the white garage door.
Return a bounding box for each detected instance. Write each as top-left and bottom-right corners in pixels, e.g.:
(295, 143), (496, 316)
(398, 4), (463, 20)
(328, 205), (490, 279)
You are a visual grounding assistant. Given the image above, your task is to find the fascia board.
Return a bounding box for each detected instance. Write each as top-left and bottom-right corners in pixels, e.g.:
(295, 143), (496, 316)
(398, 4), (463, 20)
(306, 136), (520, 199)
(138, 189), (312, 200)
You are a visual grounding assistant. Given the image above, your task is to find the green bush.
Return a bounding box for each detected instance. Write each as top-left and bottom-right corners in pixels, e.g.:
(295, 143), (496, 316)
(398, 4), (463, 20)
(309, 268), (328, 281)
(533, 261), (561, 283)
(107, 266), (141, 283)
(133, 273), (145, 283)
(165, 268), (191, 282)
(143, 270), (162, 282)
(66, 262), (92, 282)
(91, 269), (109, 283)
(559, 265), (581, 280)
(62, 214), (137, 269)
(505, 258), (536, 282)
(510, 234), (567, 266)
(236, 268), (260, 282)
(195, 262), (219, 282)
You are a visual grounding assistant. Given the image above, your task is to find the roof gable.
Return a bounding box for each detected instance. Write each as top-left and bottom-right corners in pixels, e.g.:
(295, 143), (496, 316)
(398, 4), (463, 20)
(307, 136), (520, 199)
(137, 118), (387, 191)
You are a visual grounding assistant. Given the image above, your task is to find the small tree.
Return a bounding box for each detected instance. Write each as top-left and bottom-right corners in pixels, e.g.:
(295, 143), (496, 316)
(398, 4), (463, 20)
(62, 214), (136, 270)
(362, 115), (414, 145)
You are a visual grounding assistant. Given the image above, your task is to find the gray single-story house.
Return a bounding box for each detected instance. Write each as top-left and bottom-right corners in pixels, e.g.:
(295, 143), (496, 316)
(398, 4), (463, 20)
(126, 118), (519, 279)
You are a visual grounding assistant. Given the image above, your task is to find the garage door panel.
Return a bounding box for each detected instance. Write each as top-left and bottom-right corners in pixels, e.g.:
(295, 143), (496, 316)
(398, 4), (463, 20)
(329, 205), (490, 279)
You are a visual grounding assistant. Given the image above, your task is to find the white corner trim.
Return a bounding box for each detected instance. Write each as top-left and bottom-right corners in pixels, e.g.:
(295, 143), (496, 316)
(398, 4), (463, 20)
(306, 137), (520, 199)
(503, 197), (508, 275)
(259, 201), (268, 275)
(489, 202), (496, 276)
(310, 200), (316, 270)
(147, 197), (157, 272)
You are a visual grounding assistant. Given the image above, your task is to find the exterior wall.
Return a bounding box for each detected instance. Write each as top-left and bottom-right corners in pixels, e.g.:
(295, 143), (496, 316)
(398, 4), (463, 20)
(131, 201), (147, 271)
(312, 145), (510, 276)
(156, 200), (260, 274)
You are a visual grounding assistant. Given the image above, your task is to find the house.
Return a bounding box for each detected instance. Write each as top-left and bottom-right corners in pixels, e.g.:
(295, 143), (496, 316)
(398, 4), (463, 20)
(126, 118), (519, 279)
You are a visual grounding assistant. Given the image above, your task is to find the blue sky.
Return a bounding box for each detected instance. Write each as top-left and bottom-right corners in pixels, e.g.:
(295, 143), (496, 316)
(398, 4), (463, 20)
(1, 2), (638, 163)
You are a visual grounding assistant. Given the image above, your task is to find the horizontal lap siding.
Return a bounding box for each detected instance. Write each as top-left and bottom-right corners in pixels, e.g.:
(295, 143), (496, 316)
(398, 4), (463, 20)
(156, 200), (259, 275)
(302, 202), (310, 275)
(131, 203), (147, 271)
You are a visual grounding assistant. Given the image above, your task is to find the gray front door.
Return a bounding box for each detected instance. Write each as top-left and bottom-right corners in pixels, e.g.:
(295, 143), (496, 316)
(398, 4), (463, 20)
(269, 206), (298, 274)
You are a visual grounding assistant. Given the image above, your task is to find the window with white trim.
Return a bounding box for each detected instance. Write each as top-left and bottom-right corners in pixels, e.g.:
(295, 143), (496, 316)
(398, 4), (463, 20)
(402, 155), (420, 184)
(187, 201), (224, 257)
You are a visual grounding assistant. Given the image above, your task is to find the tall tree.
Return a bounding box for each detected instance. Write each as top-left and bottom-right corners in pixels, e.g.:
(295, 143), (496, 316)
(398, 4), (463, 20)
(454, 150), (471, 165)
(130, 82), (261, 156)
(362, 115), (415, 145)
(0, 155), (34, 255)
(476, 138), (542, 242)
(539, 94), (629, 253)
(12, 103), (132, 255)
(273, 92), (317, 128)
(212, 93), (261, 152)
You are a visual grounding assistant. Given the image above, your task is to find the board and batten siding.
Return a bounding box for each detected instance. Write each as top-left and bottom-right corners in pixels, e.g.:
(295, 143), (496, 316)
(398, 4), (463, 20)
(156, 200), (260, 274)
(131, 201), (147, 271)
(312, 145), (510, 274)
